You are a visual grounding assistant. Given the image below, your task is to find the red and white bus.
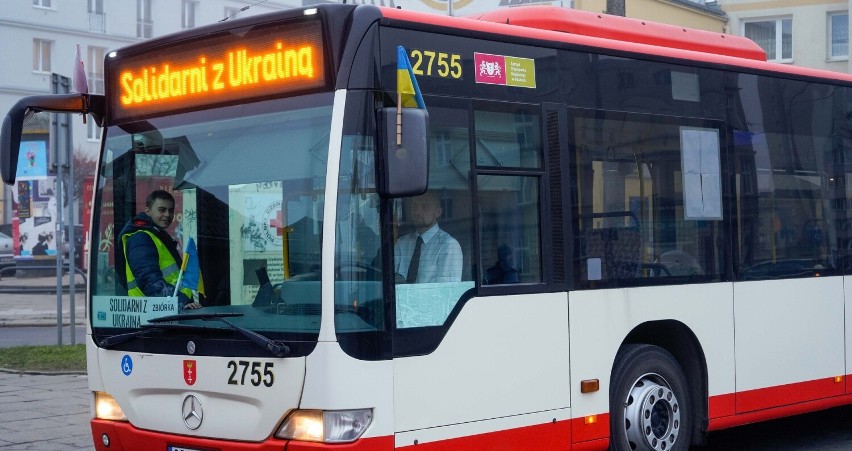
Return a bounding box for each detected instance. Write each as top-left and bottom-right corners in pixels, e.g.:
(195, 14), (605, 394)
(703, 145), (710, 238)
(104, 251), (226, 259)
(3, 4), (852, 450)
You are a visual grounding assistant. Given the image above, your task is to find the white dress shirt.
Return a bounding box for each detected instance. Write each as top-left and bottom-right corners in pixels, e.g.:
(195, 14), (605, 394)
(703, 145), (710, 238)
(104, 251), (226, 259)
(394, 223), (463, 283)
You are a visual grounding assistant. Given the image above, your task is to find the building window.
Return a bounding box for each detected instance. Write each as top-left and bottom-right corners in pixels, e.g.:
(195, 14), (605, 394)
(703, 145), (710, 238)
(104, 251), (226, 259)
(88, 118), (102, 141)
(33, 39), (52, 73)
(88, 0), (106, 32)
(744, 18), (792, 62)
(87, 46), (106, 94)
(829, 12), (849, 60)
(137, 0), (152, 38)
(85, 45), (105, 138)
(32, 0), (52, 8)
(182, 0), (198, 29)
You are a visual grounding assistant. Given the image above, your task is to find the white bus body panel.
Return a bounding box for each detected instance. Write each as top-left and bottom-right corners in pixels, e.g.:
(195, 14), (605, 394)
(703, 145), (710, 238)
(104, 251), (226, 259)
(301, 342), (395, 439)
(393, 292), (571, 441)
(95, 349), (305, 441)
(568, 283), (735, 418)
(394, 408), (572, 448)
(295, 85), (396, 440)
(733, 277), (845, 399)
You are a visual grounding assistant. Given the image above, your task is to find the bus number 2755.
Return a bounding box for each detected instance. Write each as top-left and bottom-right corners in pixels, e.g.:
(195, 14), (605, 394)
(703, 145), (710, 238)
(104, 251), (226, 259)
(410, 49), (463, 79)
(227, 360), (274, 387)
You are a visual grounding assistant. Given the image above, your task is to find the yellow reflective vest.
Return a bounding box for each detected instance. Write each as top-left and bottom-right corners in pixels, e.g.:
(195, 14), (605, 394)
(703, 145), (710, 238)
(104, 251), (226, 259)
(122, 229), (193, 300)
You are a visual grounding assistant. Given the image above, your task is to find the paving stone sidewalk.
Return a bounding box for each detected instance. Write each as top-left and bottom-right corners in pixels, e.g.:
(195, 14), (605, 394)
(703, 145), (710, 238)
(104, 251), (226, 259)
(0, 371), (92, 450)
(0, 274), (93, 449)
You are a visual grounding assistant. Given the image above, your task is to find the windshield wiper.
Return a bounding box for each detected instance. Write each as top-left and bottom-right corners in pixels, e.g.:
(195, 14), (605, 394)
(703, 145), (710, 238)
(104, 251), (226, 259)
(99, 323), (210, 348)
(98, 313), (244, 348)
(150, 312), (291, 357)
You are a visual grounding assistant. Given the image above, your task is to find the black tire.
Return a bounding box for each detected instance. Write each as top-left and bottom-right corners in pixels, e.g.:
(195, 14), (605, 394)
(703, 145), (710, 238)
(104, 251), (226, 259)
(609, 344), (692, 451)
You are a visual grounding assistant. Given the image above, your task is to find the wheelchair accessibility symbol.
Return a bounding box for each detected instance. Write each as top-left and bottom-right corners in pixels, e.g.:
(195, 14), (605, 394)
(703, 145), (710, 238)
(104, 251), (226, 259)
(121, 355), (133, 376)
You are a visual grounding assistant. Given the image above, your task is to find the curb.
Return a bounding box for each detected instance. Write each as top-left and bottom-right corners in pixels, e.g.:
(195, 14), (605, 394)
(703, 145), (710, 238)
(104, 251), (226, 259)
(0, 285), (86, 293)
(0, 367), (87, 376)
(0, 322), (87, 327)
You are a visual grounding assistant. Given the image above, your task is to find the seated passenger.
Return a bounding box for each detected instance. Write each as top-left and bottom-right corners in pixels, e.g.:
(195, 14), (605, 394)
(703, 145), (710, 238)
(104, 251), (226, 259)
(484, 244), (519, 285)
(394, 191), (463, 283)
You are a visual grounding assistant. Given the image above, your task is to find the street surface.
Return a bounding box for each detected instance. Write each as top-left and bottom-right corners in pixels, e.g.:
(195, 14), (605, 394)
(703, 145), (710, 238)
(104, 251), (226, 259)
(704, 405), (852, 449)
(1, 274), (852, 449)
(0, 325), (85, 348)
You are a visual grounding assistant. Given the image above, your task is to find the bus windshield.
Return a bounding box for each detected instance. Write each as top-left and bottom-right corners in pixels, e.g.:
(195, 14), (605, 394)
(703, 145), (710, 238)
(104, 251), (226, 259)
(91, 93), (334, 350)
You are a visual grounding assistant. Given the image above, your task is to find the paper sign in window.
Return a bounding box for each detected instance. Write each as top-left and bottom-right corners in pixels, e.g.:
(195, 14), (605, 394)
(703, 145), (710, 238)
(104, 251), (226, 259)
(681, 127), (722, 220)
(671, 71), (700, 102)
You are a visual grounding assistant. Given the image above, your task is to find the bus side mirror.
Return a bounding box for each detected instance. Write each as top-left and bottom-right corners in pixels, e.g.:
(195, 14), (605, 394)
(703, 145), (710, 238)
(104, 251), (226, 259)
(377, 108), (429, 198)
(1, 94), (104, 185)
(1, 100), (32, 185)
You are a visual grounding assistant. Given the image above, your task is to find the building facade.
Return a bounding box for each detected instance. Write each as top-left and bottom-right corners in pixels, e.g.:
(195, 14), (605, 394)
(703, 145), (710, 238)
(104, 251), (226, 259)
(722, 0), (850, 73)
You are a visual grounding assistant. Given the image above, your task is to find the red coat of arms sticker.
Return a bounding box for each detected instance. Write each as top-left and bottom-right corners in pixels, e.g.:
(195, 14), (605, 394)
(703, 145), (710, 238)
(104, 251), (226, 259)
(474, 52), (507, 85)
(184, 360), (197, 386)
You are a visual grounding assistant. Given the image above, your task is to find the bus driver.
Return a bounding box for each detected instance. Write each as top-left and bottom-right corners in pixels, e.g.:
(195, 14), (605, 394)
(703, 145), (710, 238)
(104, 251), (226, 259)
(394, 191), (463, 283)
(119, 190), (201, 310)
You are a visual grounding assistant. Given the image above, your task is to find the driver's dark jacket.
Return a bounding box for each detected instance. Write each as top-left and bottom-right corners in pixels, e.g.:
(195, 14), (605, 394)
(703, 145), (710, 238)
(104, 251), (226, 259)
(119, 212), (191, 306)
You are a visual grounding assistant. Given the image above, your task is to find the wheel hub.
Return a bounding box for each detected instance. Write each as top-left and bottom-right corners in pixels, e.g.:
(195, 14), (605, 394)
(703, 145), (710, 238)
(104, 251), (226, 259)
(624, 376), (681, 450)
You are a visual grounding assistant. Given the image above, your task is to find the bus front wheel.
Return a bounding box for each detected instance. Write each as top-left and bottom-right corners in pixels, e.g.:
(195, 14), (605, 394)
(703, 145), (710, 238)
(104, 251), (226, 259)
(609, 344), (692, 451)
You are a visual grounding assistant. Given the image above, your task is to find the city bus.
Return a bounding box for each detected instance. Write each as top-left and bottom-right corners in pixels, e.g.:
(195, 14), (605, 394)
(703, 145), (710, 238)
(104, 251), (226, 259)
(3, 3), (852, 450)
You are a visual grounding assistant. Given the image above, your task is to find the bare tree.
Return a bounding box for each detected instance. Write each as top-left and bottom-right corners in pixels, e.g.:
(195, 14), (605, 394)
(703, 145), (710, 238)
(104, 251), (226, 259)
(72, 149), (98, 200)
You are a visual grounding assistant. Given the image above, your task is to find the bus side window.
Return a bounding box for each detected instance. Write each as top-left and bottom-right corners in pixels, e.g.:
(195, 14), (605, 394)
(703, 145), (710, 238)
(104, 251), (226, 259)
(478, 176), (542, 285)
(473, 101), (543, 286)
(572, 113), (726, 287)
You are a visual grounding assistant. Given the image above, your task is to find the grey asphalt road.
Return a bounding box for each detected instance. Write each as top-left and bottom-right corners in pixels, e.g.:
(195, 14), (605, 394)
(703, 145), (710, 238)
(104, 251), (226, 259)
(704, 404), (852, 450)
(0, 325), (86, 348)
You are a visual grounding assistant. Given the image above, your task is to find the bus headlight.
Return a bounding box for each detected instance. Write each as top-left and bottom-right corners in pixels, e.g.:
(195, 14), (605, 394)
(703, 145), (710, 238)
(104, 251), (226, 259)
(94, 392), (127, 421)
(276, 409), (372, 443)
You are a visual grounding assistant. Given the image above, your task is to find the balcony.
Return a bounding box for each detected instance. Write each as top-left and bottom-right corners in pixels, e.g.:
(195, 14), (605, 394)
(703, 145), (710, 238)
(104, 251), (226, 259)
(89, 12), (106, 33)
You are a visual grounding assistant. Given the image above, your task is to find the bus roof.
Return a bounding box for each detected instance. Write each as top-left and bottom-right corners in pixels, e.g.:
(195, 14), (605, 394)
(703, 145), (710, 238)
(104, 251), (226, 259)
(379, 5), (852, 85)
(472, 6), (766, 61)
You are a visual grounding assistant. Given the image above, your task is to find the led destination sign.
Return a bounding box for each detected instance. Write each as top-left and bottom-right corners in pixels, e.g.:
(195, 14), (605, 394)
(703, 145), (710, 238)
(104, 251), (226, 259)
(110, 20), (326, 121)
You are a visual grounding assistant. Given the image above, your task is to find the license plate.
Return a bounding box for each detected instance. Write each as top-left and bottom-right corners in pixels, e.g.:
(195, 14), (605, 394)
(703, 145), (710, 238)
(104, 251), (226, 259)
(168, 446), (214, 451)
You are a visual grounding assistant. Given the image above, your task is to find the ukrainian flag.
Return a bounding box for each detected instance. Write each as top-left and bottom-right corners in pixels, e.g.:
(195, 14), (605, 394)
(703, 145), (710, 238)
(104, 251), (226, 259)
(180, 237), (205, 297)
(397, 46), (426, 109)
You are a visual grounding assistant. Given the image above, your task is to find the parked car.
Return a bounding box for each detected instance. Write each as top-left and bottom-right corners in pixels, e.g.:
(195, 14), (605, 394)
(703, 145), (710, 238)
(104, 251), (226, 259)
(0, 231), (11, 254)
(0, 231), (13, 270)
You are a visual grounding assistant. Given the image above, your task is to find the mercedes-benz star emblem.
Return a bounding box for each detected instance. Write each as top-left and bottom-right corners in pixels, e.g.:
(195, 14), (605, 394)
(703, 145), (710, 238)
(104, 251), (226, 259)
(187, 341), (196, 355)
(181, 394), (203, 430)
